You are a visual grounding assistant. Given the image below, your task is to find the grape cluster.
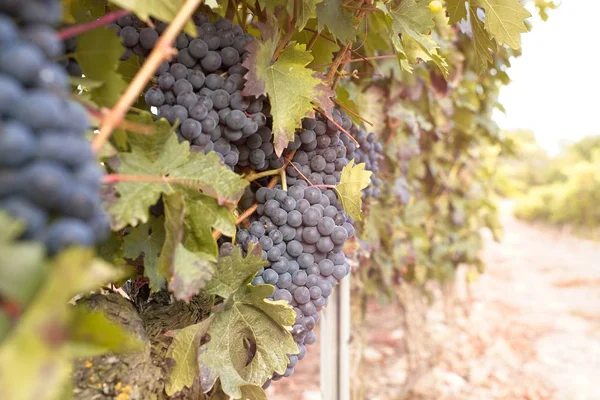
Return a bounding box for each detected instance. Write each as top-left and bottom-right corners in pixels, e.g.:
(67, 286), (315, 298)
(0, 3), (108, 254)
(342, 126), (384, 197)
(231, 182), (354, 382)
(286, 110), (354, 187)
(116, 13), (282, 170)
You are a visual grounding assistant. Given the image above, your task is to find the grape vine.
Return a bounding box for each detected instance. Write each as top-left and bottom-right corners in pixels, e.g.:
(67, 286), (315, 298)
(0, 0), (536, 399)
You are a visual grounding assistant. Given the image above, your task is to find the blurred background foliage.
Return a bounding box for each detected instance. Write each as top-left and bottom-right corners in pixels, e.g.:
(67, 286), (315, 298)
(497, 130), (600, 235)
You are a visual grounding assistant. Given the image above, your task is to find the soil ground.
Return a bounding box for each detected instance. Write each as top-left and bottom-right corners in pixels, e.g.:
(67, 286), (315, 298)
(267, 201), (600, 400)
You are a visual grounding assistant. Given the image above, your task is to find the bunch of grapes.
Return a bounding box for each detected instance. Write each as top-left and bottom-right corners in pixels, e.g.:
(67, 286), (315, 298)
(115, 13), (283, 171)
(0, 2), (108, 254)
(228, 181), (354, 383)
(342, 126), (384, 198)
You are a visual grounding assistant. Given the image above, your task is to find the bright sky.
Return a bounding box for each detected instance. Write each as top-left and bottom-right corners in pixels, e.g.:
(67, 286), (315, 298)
(494, 0), (600, 156)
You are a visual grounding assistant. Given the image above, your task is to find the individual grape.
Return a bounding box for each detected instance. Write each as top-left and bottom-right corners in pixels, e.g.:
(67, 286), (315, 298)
(249, 149), (265, 165)
(316, 236), (334, 253)
(200, 116), (217, 132)
(145, 87), (165, 107)
(200, 51), (222, 72)
(177, 48), (196, 68)
(139, 27), (158, 50)
(0, 121), (37, 167)
(188, 102), (209, 121)
(277, 272), (292, 289)
(287, 240), (303, 257)
(205, 73), (225, 90)
(302, 207), (321, 227)
(170, 63), (188, 80)
(173, 79), (193, 96)
(171, 105), (189, 123)
(274, 289), (293, 303)
(332, 264), (347, 280)
(188, 38), (208, 59)
(211, 89), (230, 109)
(230, 91), (249, 111)
(0, 42), (45, 84)
(302, 227), (320, 244)
(293, 287), (310, 304)
(120, 26), (139, 47)
(181, 119), (202, 140)
(177, 91), (197, 109)
(263, 269), (279, 285)
(221, 46), (240, 67)
(267, 246), (282, 262)
(331, 226), (349, 245)
(158, 74), (175, 92)
(226, 109), (246, 130)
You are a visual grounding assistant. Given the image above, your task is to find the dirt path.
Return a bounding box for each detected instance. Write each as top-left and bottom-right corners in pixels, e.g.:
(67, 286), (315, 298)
(267, 201), (600, 400)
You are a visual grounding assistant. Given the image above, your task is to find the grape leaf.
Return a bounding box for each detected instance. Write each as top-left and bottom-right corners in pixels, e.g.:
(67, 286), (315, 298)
(446, 0), (467, 24)
(164, 316), (214, 396)
(334, 160), (372, 221)
(242, 42), (333, 156)
(377, 0), (448, 77)
(110, 127), (248, 229)
(296, 0), (323, 31)
(0, 249), (127, 400)
(108, 0), (197, 36)
(315, 0), (356, 42)
(473, 0), (531, 49)
(0, 213), (46, 305)
(256, 0), (288, 13)
(123, 216), (166, 290)
(293, 24), (340, 72)
(169, 244), (215, 302)
(205, 243), (267, 299)
(183, 190), (236, 257)
(335, 85), (361, 125)
(198, 283), (297, 399)
(75, 27), (127, 107)
(469, 4), (497, 73)
(158, 193), (186, 279)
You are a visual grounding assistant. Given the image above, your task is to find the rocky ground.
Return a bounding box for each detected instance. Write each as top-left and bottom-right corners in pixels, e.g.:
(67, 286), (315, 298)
(267, 201), (600, 400)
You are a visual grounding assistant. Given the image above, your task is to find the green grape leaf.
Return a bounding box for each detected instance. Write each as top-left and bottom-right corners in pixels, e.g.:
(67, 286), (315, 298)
(169, 244), (216, 302)
(293, 24), (340, 72)
(75, 27), (127, 107)
(199, 284), (297, 399)
(205, 243), (267, 299)
(107, 0), (197, 36)
(335, 86), (361, 125)
(0, 249), (126, 400)
(183, 190), (236, 257)
(334, 160), (372, 221)
(469, 4), (497, 73)
(316, 0), (356, 42)
(473, 0), (531, 49)
(296, 0), (323, 31)
(242, 41), (333, 156)
(123, 216), (166, 290)
(377, 0), (448, 77)
(109, 125), (248, 229)
(158, 193), (186, 279)
(164, 316), (214, 396)
(256, 0), (288, 13)
(446, 0), (467, 24)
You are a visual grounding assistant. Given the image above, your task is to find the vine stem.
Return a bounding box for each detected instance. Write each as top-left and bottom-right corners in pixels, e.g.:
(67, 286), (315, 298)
(85, 106), (154, 135)
(333, 99), (374, 127)
(91, 0), (203, 153)
(317, 109), (360, 147)
(326, 42), (351, 84)
(211, 150), (297, 241)
(57, 9), (131, 40)
(245, 168), (281, 182)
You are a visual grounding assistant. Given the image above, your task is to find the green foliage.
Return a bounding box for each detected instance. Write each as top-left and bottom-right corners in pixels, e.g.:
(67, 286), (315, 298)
(108, 0), (197, 35)
(512, 136), (600, 233)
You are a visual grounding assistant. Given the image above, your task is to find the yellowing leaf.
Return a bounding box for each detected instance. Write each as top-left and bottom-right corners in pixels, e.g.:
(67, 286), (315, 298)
(469, 4), (497, 73)
(446, 0), (467, 24)
(377, 0), (449, 77)
(334, 160), (372, 221)
(169, 245), (215, 302)
(205, 243), (267, 299)
(243, 41), (333, 156)
(165, 316), (213, 396)
(474, 0), (531, 49)
(199, 284), (297, 399)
